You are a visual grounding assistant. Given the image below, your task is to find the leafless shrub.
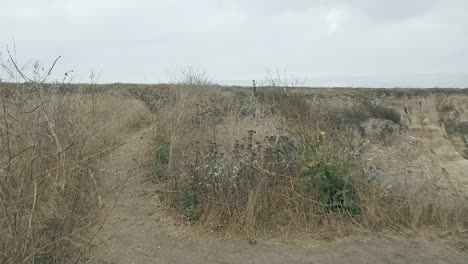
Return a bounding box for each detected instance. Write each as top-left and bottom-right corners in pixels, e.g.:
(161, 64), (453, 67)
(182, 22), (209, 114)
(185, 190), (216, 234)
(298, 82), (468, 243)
(0, 51), (152, 263)
(181, 67), (211, 87)
(263, 68), (305, 88)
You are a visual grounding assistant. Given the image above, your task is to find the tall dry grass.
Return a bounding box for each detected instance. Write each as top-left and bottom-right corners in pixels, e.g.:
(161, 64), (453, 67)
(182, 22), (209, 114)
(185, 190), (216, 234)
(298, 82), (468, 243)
(150, 85), (468, 239)
(0, 73), (152, 262)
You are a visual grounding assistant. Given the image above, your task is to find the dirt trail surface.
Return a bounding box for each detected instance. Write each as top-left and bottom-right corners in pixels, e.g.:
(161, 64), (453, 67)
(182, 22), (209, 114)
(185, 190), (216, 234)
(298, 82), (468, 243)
(90, 129), (468, 264)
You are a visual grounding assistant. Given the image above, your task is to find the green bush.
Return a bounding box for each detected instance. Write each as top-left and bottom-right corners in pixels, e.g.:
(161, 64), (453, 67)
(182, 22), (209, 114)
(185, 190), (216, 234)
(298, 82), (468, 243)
(300, 134), (361, 214)
(150, 135), (170, 181)
(371, 105), (401, 124)
(443, 118), (468, 135)
(460, 121), (468, 134)
(179, 187), (200, 220)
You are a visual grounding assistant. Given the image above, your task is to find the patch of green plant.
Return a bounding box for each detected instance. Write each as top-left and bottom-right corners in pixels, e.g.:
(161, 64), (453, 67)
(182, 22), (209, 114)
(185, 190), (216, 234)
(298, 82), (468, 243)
(443, 118), (468, 134)
(151, 135), (170, 182)
(370, 105), (401, 124)
(440, 104), (456, 113)
(300, 134), (361, 214)
(443, 118), (458, 134)
(35, 254), (57, 264)
(179, 187), (200, 220)
(460, 121), (468, 134)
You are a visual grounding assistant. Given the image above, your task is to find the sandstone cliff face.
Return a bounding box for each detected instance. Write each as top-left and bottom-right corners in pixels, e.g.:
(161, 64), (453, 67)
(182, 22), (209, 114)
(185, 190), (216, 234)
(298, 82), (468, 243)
(300, 90), (467, 202)
(385, 94), (468, 157)
(364, 93), (468, 200)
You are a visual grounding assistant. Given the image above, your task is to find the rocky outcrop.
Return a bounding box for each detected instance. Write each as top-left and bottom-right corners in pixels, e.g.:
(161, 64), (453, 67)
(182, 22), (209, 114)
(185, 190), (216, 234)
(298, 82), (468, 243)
(360, 93), (468, 200)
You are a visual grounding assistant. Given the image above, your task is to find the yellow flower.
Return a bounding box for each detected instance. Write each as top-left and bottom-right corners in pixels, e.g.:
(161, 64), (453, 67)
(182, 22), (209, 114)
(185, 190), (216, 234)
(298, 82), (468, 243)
(306, 161), (316, 168)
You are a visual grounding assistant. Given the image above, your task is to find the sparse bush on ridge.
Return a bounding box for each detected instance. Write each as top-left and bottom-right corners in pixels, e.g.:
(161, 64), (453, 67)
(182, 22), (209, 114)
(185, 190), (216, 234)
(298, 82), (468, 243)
(368, 88), (468, 98)
(181, 66), (211, 87)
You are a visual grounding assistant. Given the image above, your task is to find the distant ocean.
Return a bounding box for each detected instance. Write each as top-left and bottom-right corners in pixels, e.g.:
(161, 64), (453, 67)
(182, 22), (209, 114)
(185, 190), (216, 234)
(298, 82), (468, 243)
(219, 73), (468, 88)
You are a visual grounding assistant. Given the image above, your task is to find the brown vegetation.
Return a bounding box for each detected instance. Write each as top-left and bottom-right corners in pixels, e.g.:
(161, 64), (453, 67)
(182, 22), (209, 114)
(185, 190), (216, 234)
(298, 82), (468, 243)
(0, 55), (152, 262)
(148, 85), (468, 239)
(2, 56), (468, 262)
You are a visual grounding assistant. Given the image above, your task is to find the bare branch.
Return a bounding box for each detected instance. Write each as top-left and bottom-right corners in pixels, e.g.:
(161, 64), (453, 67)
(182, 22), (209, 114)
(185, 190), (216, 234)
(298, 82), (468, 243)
(181, 66), (210, 87)
(40, 56), (61, 84)
(6, 49), (33, 83)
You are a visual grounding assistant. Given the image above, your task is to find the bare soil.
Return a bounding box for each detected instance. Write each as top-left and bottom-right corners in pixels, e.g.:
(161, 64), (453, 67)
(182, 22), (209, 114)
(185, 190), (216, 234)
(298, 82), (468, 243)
(90, 129), (468, 264)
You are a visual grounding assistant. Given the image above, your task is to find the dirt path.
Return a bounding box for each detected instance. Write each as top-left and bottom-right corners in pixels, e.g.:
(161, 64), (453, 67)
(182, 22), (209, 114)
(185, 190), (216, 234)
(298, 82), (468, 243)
(90, 130), (468, 264)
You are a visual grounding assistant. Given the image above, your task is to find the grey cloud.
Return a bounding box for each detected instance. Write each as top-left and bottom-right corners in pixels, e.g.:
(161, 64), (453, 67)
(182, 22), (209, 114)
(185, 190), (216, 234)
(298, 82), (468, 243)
(1, 0), (468, 87)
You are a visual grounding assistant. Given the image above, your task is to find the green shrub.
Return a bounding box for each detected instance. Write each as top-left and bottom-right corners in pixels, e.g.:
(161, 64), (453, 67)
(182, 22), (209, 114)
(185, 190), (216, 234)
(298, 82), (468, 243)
(460, 121), (468, 134)
(300, 134), (361, 214)
(150, 135), (170, 181)
(302, 160), (360, 214)
(179, 187), (200, 220)
(371, 105), (401, 124)
(439, 104), (456, 113)
(443, 118), (468, 135)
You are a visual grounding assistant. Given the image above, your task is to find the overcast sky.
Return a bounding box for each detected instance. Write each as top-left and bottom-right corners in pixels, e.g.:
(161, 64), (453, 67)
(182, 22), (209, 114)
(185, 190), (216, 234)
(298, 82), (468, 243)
(1, 0), (468, 87)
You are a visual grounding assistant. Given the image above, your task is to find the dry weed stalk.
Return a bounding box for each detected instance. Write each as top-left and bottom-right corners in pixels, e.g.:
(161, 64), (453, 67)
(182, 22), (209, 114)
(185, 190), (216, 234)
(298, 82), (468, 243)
(0, 51), (153, 262)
